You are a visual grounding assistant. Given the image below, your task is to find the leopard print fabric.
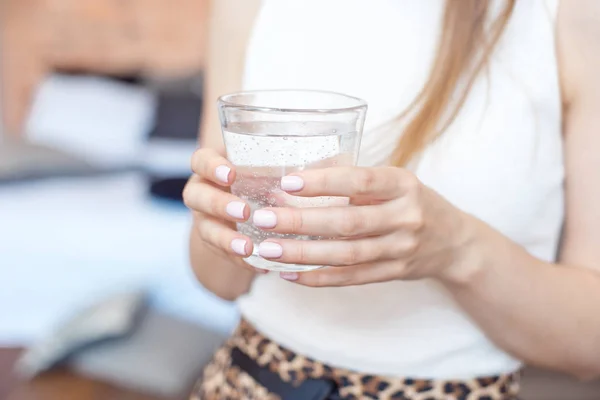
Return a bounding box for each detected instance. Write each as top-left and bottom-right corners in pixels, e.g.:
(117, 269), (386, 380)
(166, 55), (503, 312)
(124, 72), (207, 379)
(192, 320), (520, 400)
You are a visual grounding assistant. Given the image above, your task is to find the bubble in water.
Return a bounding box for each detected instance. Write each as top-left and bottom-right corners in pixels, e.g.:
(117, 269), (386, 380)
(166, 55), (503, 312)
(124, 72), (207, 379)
(221, 121), (359, 271)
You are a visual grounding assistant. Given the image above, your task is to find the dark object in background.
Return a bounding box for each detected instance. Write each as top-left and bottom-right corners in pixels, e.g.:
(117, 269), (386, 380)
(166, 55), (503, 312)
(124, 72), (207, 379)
(149, 177), (189, 203)
(147, 77), (203, 204)
(148, 78), (203, 141)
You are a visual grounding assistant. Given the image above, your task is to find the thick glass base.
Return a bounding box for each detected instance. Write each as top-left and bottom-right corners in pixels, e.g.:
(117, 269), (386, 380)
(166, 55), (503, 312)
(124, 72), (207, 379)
(244, 254), (324, 272)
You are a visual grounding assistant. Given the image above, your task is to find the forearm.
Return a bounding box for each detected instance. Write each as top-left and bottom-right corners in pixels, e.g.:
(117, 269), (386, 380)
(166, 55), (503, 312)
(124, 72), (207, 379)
(443, 216), (600, 379)
(190, 222), (255, 301)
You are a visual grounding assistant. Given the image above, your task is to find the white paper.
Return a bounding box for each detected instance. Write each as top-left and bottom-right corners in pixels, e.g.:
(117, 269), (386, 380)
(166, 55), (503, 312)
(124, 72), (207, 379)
(26, 74), (157, 168)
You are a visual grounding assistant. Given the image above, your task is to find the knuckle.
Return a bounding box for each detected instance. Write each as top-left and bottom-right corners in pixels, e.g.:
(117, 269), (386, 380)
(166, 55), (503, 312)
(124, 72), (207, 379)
(404, 209), (425, 231)
(207, 228), (222, 248)
(190, 148), (205, 174)
(353, 169), (378, 195)
(209, 195), (224, 217)
(196, 218), (211, 241)
(401, 235), (420, 256)
(368, 243), (385, 261)
(219, 232), (234, 251)
(317, 171), (332, 193)
(336, 270), (355, 286)
(337, 211), (364, 237)
(305, 277), (325, 288)
(339, 244), (362, 266)
(305, 270), (353, 287)
(182, 183), (196, 209)
(402, 171), (420, 192)
(313, 272), (339, 287)
(295, 242), (308, 264)
(290, 210), (305, 233)
(199, 219), (230, 250)
(394, 261), (410, 279)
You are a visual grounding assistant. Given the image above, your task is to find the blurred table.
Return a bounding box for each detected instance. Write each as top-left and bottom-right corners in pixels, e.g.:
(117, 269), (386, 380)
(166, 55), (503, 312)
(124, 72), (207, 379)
(0, 348), (180, 400)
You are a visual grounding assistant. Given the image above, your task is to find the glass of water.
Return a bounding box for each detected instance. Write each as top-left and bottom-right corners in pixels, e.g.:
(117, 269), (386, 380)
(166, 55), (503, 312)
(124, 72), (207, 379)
(218, 90), (367, 272)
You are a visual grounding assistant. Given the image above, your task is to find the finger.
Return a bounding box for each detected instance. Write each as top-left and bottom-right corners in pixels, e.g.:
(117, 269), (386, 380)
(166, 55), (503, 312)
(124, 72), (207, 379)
(196, 226), (266, 275)
(196, 215), (254, 258)
(256, 234), (416, 266)
(252, 202), (403, 237)
(183, 180), (250, 221)
(191, 147), (236, 186)
(280, 261), (401, 287)
(281, 167), (417, 199)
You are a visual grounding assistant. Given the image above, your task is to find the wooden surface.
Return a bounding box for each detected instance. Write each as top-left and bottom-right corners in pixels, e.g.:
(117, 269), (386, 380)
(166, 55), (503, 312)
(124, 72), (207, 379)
(0, 348), (179, 400)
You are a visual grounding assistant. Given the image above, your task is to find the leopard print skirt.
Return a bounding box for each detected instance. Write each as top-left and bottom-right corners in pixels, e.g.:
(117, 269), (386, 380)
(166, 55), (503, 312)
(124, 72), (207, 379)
(192, 320), (520, 400)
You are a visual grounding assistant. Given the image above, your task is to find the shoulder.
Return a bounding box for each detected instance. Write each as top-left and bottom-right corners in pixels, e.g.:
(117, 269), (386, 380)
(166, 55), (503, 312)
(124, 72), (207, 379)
(556, 0), (600, 106)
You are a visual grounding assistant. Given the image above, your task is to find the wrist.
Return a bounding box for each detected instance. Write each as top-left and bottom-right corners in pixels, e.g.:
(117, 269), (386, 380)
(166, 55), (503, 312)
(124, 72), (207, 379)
(438, 211), (488, 287)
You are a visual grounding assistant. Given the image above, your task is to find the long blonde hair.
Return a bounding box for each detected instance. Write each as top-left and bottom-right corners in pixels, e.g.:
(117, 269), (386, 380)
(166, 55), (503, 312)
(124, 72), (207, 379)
(392, 0), (516, 166)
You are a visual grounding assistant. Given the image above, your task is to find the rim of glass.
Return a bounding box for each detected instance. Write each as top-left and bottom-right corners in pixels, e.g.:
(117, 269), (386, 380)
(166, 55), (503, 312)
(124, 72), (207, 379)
(217, 89), (367, 114)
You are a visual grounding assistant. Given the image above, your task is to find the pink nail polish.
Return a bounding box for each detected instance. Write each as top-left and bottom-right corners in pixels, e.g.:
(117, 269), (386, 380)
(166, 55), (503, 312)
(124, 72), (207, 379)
(226, 201), (246, 219)
(231, 239), (247, 256)
(280, 272), (299, 281)
(258, 242), (283, 258)
(253, 210), (277, 228)
(281, 176), (304, 192)
(215, 165), (231, 183)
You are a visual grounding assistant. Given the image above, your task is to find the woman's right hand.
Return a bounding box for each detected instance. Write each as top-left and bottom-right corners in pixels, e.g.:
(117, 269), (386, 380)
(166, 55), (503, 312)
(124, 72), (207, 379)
(183, 148), (262, 273)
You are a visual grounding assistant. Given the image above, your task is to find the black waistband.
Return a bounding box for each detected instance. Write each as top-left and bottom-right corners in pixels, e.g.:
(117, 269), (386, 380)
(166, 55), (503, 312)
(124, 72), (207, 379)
(230, 347), (341, 400)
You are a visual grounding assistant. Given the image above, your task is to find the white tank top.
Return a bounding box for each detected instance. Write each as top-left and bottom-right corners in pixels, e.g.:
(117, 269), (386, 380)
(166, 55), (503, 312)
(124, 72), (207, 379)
(238, 0), (564, 379)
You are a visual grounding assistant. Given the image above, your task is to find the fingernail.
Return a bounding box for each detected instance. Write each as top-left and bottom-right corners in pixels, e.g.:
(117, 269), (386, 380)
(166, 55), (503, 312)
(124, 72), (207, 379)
(254, 268), (269, 274)
(281, 176), (304, 192)
(215, 165), (231, 183)
(253, 210), (277, 228)
(226, 201), (246, 219)
(230, 239), (247, 256)
(258, 242), (283, 258)
(280, 272), (299, 281)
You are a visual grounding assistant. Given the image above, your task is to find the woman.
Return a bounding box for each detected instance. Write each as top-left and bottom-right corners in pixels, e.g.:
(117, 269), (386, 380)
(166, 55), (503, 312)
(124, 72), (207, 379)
(184, 0), (600, 398)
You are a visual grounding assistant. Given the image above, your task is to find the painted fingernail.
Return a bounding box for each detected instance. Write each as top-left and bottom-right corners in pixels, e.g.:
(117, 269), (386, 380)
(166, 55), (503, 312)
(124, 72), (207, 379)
(281, 176), (304, 192)
(215, 165), (231, 183)
(258, 242), (283, 258)
(253, 210), (277, 228)
(231, 239), (247, 256)
(280, 272), (299, 281)
(226, 201), (246, 219)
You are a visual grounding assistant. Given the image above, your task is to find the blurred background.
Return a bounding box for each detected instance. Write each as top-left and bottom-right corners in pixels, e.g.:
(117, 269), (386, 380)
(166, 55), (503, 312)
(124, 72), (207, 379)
(0, 1), (240, 399)
(0, 1), (599, 399)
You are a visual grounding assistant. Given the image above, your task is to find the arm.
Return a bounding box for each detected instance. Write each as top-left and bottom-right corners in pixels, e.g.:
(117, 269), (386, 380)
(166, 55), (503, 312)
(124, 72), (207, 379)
(240, 0), (600, 378)
(189, 0), (260, 301)
(443, 0), (600, 380)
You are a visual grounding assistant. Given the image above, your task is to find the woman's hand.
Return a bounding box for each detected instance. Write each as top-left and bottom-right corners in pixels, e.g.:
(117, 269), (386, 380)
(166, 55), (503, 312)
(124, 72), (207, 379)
(252, 166), (477, 286)
(183, 148), (264, 274)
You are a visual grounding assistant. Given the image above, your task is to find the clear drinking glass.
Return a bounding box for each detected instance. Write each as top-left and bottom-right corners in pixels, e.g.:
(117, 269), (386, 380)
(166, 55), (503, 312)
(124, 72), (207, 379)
(218, 90), (367, 272)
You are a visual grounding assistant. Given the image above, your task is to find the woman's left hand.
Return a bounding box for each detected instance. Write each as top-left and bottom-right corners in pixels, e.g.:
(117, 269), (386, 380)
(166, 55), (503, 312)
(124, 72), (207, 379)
(252, 166), (478, 286)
